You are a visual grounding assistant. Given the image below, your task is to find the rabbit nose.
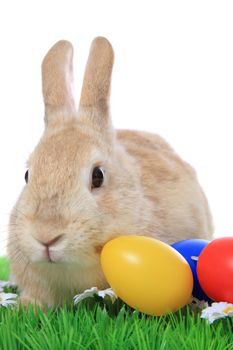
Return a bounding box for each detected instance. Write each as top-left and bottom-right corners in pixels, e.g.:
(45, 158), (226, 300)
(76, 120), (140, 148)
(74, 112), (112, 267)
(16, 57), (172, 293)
(38, 234), (64, 247)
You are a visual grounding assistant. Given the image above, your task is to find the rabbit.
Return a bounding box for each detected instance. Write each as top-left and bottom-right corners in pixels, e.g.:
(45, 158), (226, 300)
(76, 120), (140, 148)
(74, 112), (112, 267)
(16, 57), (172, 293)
(7, 37), (213, 308)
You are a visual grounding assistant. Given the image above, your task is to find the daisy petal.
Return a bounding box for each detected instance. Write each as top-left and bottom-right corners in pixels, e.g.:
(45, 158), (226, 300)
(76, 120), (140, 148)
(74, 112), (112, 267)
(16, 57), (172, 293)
(73, 287), (98, 304)
(0, 280), (16, 288)
(2, 293), (18, 300)
(3, 300), (17, 305)
(97, 288), (118, 303)
(0, 291), (18, 308)
(1, 301), (16, 308)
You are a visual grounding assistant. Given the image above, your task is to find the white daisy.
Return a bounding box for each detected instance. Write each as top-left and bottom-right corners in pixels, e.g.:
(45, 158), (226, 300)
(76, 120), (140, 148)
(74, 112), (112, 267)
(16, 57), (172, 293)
(201, 302), (233, 324)
(74, 287), (118, 305)
(0, 292), (18, 307)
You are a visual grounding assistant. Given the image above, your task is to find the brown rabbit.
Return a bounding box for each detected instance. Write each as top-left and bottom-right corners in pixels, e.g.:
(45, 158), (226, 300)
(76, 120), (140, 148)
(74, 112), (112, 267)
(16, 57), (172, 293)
(7, 37), (213, 307)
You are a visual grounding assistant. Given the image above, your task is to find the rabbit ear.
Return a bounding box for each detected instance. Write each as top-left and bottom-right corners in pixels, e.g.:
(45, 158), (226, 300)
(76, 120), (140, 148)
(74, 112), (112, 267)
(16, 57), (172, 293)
(42, 40), (75, 122)
(79, 37), (114, 126)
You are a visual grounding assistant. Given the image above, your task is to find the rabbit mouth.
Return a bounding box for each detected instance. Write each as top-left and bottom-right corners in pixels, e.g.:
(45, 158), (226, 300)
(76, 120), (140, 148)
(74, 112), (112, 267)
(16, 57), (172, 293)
(39, 245), (65, 264)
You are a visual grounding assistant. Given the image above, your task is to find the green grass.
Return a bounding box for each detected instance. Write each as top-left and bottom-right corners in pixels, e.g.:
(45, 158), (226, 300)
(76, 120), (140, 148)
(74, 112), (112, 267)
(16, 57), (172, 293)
(0, 257), (10, 280)
(0, 259), (232, 350)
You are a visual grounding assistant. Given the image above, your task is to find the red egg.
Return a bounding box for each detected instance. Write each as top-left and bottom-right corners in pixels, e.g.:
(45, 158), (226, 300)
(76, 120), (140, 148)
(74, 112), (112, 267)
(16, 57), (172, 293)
(197, 237), (233, 302)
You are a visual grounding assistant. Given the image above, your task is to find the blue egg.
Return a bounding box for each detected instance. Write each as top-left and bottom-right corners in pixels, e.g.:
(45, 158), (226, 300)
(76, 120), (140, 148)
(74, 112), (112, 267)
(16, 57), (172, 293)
(171, 239), (211, 301)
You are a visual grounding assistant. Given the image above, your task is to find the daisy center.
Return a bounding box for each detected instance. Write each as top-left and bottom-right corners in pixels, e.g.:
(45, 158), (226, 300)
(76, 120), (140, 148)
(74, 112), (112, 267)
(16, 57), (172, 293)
(223, 306), (233, 313)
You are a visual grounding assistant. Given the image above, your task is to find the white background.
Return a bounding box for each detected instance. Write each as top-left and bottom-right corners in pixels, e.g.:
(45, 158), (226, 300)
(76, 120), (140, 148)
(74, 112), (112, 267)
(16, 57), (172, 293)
(0, 1), (233, 255)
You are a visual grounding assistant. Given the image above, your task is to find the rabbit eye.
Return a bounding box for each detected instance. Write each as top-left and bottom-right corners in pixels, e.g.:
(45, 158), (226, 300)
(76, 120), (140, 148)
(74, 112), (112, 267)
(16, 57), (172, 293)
(92, 167), (104, 189)
(25, 170), (29, 183)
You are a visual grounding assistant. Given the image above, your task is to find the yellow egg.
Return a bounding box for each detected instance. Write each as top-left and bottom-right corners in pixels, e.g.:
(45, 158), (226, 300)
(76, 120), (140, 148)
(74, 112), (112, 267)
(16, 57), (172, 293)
(101, 235), (193, 316)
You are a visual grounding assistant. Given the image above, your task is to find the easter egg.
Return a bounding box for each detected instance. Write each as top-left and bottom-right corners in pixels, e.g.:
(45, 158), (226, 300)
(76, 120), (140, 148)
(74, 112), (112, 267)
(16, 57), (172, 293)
(171, 239), (210, 300)
(197, 237), (233, 303)
(101, 235), (193, 316)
